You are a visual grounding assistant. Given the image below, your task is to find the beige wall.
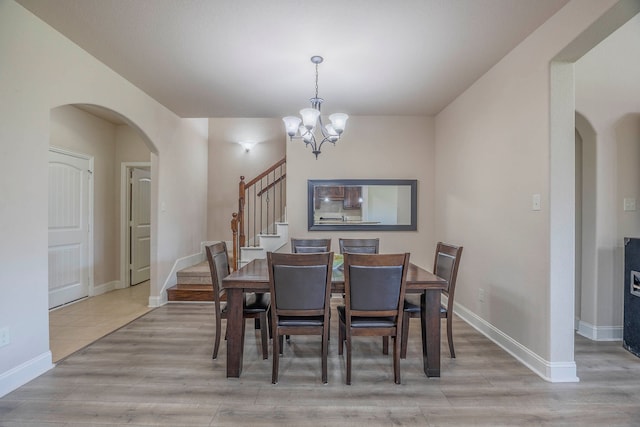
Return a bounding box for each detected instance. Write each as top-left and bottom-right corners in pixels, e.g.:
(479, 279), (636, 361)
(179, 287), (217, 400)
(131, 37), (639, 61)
(286, 116), (436, 268)
(207, 118), (286, 242)
(0, 0), (208, 396)
(575, 12), (640, 338)
(434, 0), (621, 381)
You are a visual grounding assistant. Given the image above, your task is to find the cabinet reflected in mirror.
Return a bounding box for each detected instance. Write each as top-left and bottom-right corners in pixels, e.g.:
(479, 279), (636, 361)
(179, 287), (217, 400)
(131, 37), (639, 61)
(308, 179), (417, 231)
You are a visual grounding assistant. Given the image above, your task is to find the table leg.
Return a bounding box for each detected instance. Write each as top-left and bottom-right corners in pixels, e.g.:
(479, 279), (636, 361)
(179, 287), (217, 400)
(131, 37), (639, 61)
(421, 289), (441, 377)
(226, 288), (245, 378)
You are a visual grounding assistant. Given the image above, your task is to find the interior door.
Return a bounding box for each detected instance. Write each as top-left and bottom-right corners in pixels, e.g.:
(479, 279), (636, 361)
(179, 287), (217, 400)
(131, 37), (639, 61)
(130, 167), (151, 285)
(48, 149), (91, 309)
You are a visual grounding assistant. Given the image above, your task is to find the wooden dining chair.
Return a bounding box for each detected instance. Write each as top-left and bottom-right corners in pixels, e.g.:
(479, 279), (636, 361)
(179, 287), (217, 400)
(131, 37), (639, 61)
(290, 238), (331, 253)
(338, 252), (410, 385)
(339, 238), (380, 254)
(401, 242), (463, 359)
(267, 251), (333, 384)
(205, 242), (270, 360)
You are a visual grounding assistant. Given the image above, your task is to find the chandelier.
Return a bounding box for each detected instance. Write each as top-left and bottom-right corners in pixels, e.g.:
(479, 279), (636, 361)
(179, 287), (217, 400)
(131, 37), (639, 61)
(282, 56), (348, 159)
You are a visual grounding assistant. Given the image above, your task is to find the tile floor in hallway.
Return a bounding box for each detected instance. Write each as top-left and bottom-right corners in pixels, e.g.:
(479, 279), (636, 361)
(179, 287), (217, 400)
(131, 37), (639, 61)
(49, 281), (153, 362)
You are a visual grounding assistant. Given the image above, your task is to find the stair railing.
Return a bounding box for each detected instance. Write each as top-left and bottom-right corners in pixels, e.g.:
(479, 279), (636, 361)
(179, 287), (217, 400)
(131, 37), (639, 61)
(231, 158), (286, 270)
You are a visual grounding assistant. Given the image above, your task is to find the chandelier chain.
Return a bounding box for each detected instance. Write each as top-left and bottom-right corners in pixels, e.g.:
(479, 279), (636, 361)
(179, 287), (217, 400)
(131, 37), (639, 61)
(315, 62), (319, 100)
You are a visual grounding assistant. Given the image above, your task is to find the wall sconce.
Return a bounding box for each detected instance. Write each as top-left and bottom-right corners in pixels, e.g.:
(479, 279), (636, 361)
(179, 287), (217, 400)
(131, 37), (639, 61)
(239, 141), (256, 152)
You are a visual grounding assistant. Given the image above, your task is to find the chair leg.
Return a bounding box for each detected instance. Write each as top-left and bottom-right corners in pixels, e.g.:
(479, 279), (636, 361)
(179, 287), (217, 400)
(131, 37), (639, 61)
(272, 331), (279, 384)
(346, 333), (352, 385)
(382, 336), (389, 355)
(400, 311), (410, 359)
(446, 315), (455, 358)
(212, 314), (222, 359)
(278, 335), (284, 355)
(259, 312), (268, 360)
(338, 321), (344, 355)
(393, 335), (401, 384)
(322, 327), (328, 384)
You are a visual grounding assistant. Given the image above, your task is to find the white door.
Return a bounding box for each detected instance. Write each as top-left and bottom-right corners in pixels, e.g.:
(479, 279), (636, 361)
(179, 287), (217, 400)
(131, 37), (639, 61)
(48, 149), (92, 309)
(130, 168), (151, 285)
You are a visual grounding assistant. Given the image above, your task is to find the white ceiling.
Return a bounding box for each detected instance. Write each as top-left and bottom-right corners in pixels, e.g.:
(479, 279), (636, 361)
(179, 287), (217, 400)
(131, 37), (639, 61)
(17, 0), (569, 118)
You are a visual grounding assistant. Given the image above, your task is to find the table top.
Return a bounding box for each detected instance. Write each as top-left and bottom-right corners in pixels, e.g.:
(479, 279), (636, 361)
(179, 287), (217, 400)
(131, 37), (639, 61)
(222, 258), (447, 293)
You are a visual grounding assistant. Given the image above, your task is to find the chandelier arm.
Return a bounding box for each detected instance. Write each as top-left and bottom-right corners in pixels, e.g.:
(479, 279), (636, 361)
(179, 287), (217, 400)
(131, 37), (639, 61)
(317, 115), (330, 138)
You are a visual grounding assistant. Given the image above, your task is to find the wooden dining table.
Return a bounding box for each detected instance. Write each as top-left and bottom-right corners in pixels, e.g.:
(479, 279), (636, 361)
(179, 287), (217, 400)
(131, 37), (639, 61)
(221, 258), (447, 379)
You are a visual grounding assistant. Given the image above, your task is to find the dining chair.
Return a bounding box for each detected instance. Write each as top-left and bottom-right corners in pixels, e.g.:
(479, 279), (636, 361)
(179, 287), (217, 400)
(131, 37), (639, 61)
(205, 242), (270, 360)
(401, 242), (463, 359)
(338, 252), (410, 385)
(290, 238), (331, 253)
(267, 251), (333, 384)
(338, 238), (380, 254)
(339, 238), (391, 351)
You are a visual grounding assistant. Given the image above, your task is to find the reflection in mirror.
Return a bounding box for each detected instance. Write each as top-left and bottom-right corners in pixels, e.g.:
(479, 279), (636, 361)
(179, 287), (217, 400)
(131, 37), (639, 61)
(308, 179), (417, 231)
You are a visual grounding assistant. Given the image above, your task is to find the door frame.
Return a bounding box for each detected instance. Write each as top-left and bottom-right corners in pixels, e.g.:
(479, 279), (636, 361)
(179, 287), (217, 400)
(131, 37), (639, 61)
(49, 146), (95, 299)
(119, 162), (151, 288)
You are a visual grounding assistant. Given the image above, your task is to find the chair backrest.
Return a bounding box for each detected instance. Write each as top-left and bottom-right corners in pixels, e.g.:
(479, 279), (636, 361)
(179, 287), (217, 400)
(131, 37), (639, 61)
(433, 242), (463, 300)
(339, 238), (380, 254)
(343, 253), (410, 318)
(267, 252), (333, 318)
(205, 242), (230, 304)
(290, 238), (332, 254)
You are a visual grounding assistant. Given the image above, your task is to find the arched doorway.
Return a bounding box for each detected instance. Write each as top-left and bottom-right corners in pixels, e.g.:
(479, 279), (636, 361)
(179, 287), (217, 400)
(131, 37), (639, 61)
(48, 104), (154, 361)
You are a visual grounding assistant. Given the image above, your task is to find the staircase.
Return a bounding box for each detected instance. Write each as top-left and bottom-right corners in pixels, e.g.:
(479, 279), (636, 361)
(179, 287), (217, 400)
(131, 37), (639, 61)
(167, 158), (287, 302)
(166, 261), (214, 302)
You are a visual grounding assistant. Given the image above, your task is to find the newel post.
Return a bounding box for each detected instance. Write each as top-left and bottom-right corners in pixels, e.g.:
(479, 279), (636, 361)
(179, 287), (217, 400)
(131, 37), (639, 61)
(231, 212), (239, 271)
(238, 176), (246, 249)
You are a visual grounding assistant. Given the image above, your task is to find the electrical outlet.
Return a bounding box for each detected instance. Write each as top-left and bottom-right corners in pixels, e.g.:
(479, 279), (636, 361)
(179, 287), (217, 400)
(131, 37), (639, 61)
(478, 288), (485, 303)
(532, 194), (541, 211)
(624, 198), (637, 212)
(0, 327), (10, 348)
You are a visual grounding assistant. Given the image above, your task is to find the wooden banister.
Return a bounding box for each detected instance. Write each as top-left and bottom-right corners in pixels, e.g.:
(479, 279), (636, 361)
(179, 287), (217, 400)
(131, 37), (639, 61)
(231, 158), (286, 270)
(245, 158), (286, 188)
(257, 174), (286, 197)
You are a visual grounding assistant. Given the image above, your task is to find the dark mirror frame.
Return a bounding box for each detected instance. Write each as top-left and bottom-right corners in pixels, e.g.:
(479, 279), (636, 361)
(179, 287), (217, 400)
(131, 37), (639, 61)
(308, 179), (418, 231)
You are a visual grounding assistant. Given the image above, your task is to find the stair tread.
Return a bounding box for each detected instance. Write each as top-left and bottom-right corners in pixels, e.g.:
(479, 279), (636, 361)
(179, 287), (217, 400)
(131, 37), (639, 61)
(172, 283), (211, 290)
(176, 261), (209, 276)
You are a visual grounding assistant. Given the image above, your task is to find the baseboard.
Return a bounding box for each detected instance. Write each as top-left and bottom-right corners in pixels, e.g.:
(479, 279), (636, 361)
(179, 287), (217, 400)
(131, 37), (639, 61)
(0, 351), (54, 398)
(577, 320), (623, 341)
(92, 280), (120, 296)
(450, 299), (579, 383)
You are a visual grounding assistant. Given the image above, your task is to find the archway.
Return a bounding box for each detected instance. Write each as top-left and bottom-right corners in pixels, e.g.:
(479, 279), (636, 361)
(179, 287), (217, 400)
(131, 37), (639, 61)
(48, 103), (155, 361)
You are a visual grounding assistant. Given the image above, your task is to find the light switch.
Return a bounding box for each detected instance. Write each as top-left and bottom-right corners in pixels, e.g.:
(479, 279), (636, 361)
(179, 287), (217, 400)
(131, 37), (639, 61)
(624, 198), (637, 212)
(532, 194), (541, 211)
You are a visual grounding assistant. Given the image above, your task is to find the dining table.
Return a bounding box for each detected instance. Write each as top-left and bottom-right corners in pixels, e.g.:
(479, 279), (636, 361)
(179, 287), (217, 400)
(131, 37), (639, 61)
(221, 258), (447, 379)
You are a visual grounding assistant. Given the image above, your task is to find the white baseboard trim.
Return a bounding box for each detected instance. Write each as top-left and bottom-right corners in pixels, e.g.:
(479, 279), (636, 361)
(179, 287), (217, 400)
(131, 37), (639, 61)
(92, 280), (120, 296)
(577, 320), (623, 341)
(452, 300), (579, 383)
(0, 351), (54, 398)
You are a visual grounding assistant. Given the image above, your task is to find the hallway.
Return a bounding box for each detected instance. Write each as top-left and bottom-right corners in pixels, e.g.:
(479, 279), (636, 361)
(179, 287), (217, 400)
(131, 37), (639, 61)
(49, 281), (152, 362)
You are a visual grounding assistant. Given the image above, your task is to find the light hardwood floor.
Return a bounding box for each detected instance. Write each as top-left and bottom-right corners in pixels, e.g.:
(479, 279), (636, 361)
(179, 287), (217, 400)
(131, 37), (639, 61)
(3, 300), (640, 426)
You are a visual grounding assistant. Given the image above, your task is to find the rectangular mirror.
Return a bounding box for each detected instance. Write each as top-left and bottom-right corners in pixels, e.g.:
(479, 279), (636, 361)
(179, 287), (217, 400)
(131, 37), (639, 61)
(308, 179), (417, 231)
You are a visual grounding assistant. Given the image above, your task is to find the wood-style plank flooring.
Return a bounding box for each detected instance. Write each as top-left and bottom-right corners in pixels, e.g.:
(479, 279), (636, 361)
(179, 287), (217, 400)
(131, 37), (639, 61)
(3, 300), (640, 426)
